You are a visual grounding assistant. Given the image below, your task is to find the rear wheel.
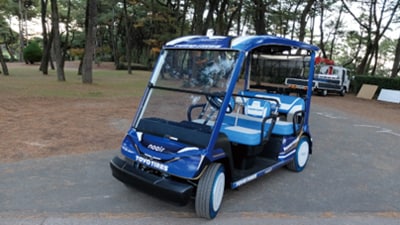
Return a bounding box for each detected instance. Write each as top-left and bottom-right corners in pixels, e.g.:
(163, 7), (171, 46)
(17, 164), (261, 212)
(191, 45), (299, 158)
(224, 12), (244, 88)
(287, 136), (310, 172)
(195, 163), (225, 219)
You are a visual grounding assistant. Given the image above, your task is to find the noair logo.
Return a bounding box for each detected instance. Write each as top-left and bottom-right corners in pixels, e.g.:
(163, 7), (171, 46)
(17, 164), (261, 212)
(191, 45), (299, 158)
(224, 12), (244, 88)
(147, 144), (166, 152)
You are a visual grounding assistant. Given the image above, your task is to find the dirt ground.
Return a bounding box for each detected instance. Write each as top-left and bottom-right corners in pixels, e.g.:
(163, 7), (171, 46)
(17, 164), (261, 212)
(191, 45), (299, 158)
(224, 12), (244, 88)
(1, 68), (399, 163)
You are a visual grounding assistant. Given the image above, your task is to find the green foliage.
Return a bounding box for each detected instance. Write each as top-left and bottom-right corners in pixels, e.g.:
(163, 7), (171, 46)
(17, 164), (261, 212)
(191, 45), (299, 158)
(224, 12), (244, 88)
(0, 18), (9, 44)
(352, 76), (400, 94)
(1, 0), (399, 77)
(23, 41), (42, 64)
(6, 0), (39, 20)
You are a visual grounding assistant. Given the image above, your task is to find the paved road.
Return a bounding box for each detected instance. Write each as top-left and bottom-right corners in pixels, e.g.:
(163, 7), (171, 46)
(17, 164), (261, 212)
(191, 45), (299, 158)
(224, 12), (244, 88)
(1, 103), (399, 225)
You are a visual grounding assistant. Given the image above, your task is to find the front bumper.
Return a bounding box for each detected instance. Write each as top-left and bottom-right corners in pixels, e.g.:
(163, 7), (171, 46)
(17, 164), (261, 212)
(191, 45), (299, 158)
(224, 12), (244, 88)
(110, 156), (194, 205)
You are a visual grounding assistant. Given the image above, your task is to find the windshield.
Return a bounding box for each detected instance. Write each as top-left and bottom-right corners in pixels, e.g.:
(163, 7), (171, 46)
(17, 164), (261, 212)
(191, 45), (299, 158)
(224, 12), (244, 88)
(134, 49), (239, 132)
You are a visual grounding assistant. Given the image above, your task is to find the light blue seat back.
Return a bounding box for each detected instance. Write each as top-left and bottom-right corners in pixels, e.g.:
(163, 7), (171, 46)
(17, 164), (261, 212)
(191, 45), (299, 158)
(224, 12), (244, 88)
(244, 99), (271, 118)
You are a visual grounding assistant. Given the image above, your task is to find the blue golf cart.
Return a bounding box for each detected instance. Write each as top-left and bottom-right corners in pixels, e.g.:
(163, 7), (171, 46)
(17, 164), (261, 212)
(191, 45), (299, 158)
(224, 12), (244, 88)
(110, 35), (319, 219)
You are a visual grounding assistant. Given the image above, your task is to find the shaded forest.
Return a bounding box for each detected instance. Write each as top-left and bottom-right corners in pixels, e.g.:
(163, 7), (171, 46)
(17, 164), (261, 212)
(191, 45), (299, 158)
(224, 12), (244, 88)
(0, 0), (399, 83)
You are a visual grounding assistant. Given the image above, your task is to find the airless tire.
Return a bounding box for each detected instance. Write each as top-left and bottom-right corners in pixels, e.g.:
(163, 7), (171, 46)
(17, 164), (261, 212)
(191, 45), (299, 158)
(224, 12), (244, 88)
(287, 136), (310, 172)
(195, 163), (225, 219)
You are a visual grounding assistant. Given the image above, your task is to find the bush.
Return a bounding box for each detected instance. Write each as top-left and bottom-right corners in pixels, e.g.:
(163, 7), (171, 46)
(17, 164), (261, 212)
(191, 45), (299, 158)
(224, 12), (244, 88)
(115, 62), (150, 71)
(69, 48), (84, 59)
(23, 42), (43, 64)
(351, 75), (400, 94)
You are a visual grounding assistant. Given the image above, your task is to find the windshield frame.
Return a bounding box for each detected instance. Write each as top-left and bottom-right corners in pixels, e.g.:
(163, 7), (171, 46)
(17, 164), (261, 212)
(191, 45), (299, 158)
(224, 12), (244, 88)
(132, 48), (243, 143)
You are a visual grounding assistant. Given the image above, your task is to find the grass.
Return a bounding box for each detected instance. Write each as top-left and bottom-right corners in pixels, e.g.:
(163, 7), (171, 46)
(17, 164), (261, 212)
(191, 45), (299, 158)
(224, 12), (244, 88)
(0, 63), (151, 99)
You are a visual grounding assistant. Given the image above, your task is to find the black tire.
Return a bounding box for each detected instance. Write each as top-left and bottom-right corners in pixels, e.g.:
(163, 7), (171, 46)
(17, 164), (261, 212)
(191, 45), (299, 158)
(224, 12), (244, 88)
(195, 163), (225, 219)
(286, 136), (310, 172)
(322, 89), (328, 96)
(339, 87), (346, 96)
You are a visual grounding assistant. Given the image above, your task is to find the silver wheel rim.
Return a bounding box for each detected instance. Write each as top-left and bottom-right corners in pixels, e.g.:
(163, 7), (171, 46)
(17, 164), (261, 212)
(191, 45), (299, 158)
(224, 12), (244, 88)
(212, 172), (225, 211)
(297, 141), (309, 167)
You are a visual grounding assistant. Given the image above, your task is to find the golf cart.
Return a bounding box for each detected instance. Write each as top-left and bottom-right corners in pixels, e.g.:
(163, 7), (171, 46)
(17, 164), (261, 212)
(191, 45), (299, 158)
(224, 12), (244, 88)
(110, 35), (319, 219)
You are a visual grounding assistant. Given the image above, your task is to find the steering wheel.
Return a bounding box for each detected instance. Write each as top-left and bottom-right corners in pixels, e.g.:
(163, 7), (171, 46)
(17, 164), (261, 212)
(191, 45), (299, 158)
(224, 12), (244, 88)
(206, 92), (234, 113)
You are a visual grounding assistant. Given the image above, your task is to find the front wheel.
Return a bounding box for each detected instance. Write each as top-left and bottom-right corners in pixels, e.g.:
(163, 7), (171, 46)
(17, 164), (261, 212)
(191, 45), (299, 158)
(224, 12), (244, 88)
(195, 163), (225, 219)
(286, 136), (310, 172)
(339, 87), (346, 96)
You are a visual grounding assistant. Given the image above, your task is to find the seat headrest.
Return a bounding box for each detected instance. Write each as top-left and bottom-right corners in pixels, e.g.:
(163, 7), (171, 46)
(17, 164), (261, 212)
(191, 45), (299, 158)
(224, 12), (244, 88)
(245, 99), (271, 118)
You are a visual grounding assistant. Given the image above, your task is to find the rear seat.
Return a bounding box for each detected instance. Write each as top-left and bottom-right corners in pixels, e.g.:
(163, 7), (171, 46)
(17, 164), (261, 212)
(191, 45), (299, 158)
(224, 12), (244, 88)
(243, 91), (305, 121)
(220, 91), (305, 145)
(221, 97), (273, 145)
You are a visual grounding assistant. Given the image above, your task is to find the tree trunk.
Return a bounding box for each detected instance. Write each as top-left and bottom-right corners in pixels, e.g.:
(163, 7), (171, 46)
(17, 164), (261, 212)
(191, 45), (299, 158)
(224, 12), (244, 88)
(204, 0), (217, 34)
(108, 6), (117, 66)
(391, 35), (400, 78)
(5, 41), (16, 62)
(0, 47), (9, 76)
(290, 1), (301, 40)
(328, 4), (344, 59)
(40, 0), (50, 75)
(51, 0), (65, 81)
(224, 1), (240, 36)
(81, 0), (97, 84)
(18, 0), (25, 63)
(253, 0), (267, 34)
(214, 0), (232, 35)
(61, 0), (72, 69)
(370, 41), (380, 76)
(298, 0), (315, 42)
(357, 41), (373, 75)
(179, 0), (188, 36)
(123, 0), (132, 74)
(235, 0), (243, 36)
(318, 0), (326, 57)
(191, 0), (207, 34)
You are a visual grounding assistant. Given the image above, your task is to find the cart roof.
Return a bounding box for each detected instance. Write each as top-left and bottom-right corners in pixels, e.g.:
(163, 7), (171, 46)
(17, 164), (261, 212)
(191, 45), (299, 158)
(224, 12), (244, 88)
(164, 35), (319, 52)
